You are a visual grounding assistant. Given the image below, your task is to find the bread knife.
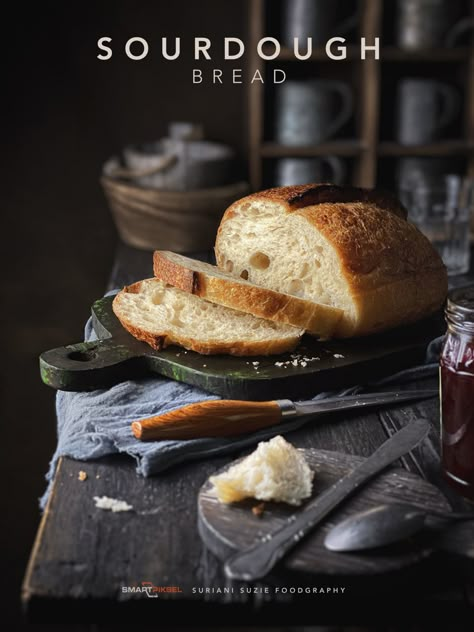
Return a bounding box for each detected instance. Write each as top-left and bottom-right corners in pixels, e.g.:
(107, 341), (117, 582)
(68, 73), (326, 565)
(224, 417), (431, 581)
(131, 389), (437, 440)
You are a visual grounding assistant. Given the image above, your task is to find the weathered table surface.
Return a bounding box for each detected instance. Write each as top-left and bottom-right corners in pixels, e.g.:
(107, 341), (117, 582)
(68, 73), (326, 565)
(22, 243), (474, 625)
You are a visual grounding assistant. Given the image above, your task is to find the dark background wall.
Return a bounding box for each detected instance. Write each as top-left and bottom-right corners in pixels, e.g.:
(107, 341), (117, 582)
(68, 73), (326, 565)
(2, 0), (248, 623)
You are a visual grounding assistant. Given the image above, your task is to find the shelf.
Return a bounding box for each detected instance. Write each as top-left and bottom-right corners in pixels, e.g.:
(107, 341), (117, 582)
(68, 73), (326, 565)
(261, 141), (364, 158)
(249, 0), (474, 190)
(378, 141), (474, 156)
(381, 47), (471, 62)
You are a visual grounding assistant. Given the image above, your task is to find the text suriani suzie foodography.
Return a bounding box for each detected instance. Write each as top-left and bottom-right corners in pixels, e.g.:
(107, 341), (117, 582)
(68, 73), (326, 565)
(96, 37), (380, 84)
(191, 586), (347, 594)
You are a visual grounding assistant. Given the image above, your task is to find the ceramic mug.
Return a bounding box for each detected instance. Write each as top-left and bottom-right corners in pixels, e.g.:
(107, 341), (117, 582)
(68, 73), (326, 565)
(275, 79), (353, 146)
(395, 79), (459, 145)
(282, 0), (358, 47)
(275, 157), (346, 186)
(395, 0), (463, 50)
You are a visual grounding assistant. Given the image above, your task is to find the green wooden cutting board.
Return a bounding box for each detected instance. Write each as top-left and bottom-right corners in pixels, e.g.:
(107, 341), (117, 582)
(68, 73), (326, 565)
(39, 296), (444, 400)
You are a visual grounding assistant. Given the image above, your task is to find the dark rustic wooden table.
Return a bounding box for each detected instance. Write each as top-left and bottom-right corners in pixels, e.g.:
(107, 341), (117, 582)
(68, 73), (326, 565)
(21, 243), (474, 625)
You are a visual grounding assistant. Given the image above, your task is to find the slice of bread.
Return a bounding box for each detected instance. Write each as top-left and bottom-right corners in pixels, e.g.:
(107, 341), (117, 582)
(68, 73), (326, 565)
(210, 435), (314, 506)
(153, 250), (343, 338)
(215, 184), (447, 338)
(112, 278), (303, 356)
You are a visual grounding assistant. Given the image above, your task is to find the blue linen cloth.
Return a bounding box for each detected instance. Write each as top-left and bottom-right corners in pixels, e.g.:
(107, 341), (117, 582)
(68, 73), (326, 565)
(40, 297), (443, 509)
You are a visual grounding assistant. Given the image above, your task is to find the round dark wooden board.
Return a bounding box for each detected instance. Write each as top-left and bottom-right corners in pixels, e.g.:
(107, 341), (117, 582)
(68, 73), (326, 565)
(198, 448), (450, 577)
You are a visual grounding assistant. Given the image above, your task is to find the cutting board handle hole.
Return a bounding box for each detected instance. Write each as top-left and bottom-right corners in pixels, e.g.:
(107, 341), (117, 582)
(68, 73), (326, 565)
(68, 350), (98, 362)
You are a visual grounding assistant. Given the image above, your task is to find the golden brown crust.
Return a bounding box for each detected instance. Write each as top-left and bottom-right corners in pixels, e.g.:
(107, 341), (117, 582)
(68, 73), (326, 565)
(343, 268), (447, 336)
(152, 252), (198, 294)
(299, 202), (447, 335)
(153, 251), (343, 336)
(121, 281), (142, 295)
(299, 202), (444, 282)
(221, 184), (407, 222)
(112, 280), (301, 356)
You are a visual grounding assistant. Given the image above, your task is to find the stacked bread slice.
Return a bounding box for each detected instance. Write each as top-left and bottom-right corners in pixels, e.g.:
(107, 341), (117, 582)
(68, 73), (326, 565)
(152, 250), (344, 337)
(112, 184), (448, 356)
(112, 277), (306, 356)
(112, 250), (343, 356)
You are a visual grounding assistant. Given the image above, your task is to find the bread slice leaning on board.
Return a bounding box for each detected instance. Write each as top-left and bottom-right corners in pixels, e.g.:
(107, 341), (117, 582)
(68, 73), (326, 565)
(112, 278), (303, 356)
(215, 183), (448, 338)
(153, 250), (343, 338)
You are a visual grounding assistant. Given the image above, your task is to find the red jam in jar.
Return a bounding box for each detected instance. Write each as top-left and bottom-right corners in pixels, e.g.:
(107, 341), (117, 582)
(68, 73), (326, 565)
(440, 286), (474, 501)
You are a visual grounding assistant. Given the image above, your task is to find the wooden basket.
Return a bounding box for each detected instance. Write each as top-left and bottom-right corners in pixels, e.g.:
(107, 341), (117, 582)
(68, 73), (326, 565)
(101, 170), (249, 252)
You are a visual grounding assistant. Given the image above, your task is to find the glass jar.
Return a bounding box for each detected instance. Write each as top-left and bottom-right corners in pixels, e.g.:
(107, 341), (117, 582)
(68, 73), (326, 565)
(439, 286), (474, 501)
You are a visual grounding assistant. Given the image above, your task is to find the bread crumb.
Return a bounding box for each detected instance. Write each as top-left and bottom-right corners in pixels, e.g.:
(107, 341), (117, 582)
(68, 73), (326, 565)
(334, 353), (345, 359)
(78, 471), (87, 481)
(252, 502), (265, 517)
(300, 361), (307, 368)
(203, 364), (207, 368)
(252, 361), (259, 366)
(93, 496), (133, 512)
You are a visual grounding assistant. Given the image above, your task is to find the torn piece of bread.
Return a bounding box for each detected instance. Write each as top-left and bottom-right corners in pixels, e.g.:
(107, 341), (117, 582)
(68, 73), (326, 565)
(112, 279), (303, 356)
(210, 435), (314, 506)
(153, 250), (343, 338)
(215, 184), (447, 338)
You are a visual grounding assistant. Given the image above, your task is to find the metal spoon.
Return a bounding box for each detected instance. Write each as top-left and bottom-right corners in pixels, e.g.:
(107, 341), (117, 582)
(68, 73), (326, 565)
(324, 503), (474, 552)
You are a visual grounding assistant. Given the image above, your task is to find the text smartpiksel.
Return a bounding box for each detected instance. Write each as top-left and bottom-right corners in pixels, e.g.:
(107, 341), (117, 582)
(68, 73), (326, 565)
(97, 37), (380, 84)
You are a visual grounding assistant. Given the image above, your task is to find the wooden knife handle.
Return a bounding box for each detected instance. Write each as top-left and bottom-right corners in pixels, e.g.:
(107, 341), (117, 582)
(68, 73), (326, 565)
(131, 400), (282, 440)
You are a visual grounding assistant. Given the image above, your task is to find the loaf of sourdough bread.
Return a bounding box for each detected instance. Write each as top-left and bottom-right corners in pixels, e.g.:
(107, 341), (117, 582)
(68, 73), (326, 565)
(112, 278), (303, 356)
(215, 184), (447, 337)
(153, 250), (343, 337)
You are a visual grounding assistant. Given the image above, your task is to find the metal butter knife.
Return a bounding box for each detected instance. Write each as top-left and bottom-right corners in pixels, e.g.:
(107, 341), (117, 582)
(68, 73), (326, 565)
(131, 390), (437, 440)
(224, 418), (431, 581)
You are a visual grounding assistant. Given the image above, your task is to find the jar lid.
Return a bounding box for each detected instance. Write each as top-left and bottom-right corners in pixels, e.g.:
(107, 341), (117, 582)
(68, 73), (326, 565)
(446, 285), (474, 332)
(448, 285), (474, 312)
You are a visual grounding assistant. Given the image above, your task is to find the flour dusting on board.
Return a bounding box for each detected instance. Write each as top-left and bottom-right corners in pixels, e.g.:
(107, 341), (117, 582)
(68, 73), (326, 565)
(93, 495), (133, 512)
